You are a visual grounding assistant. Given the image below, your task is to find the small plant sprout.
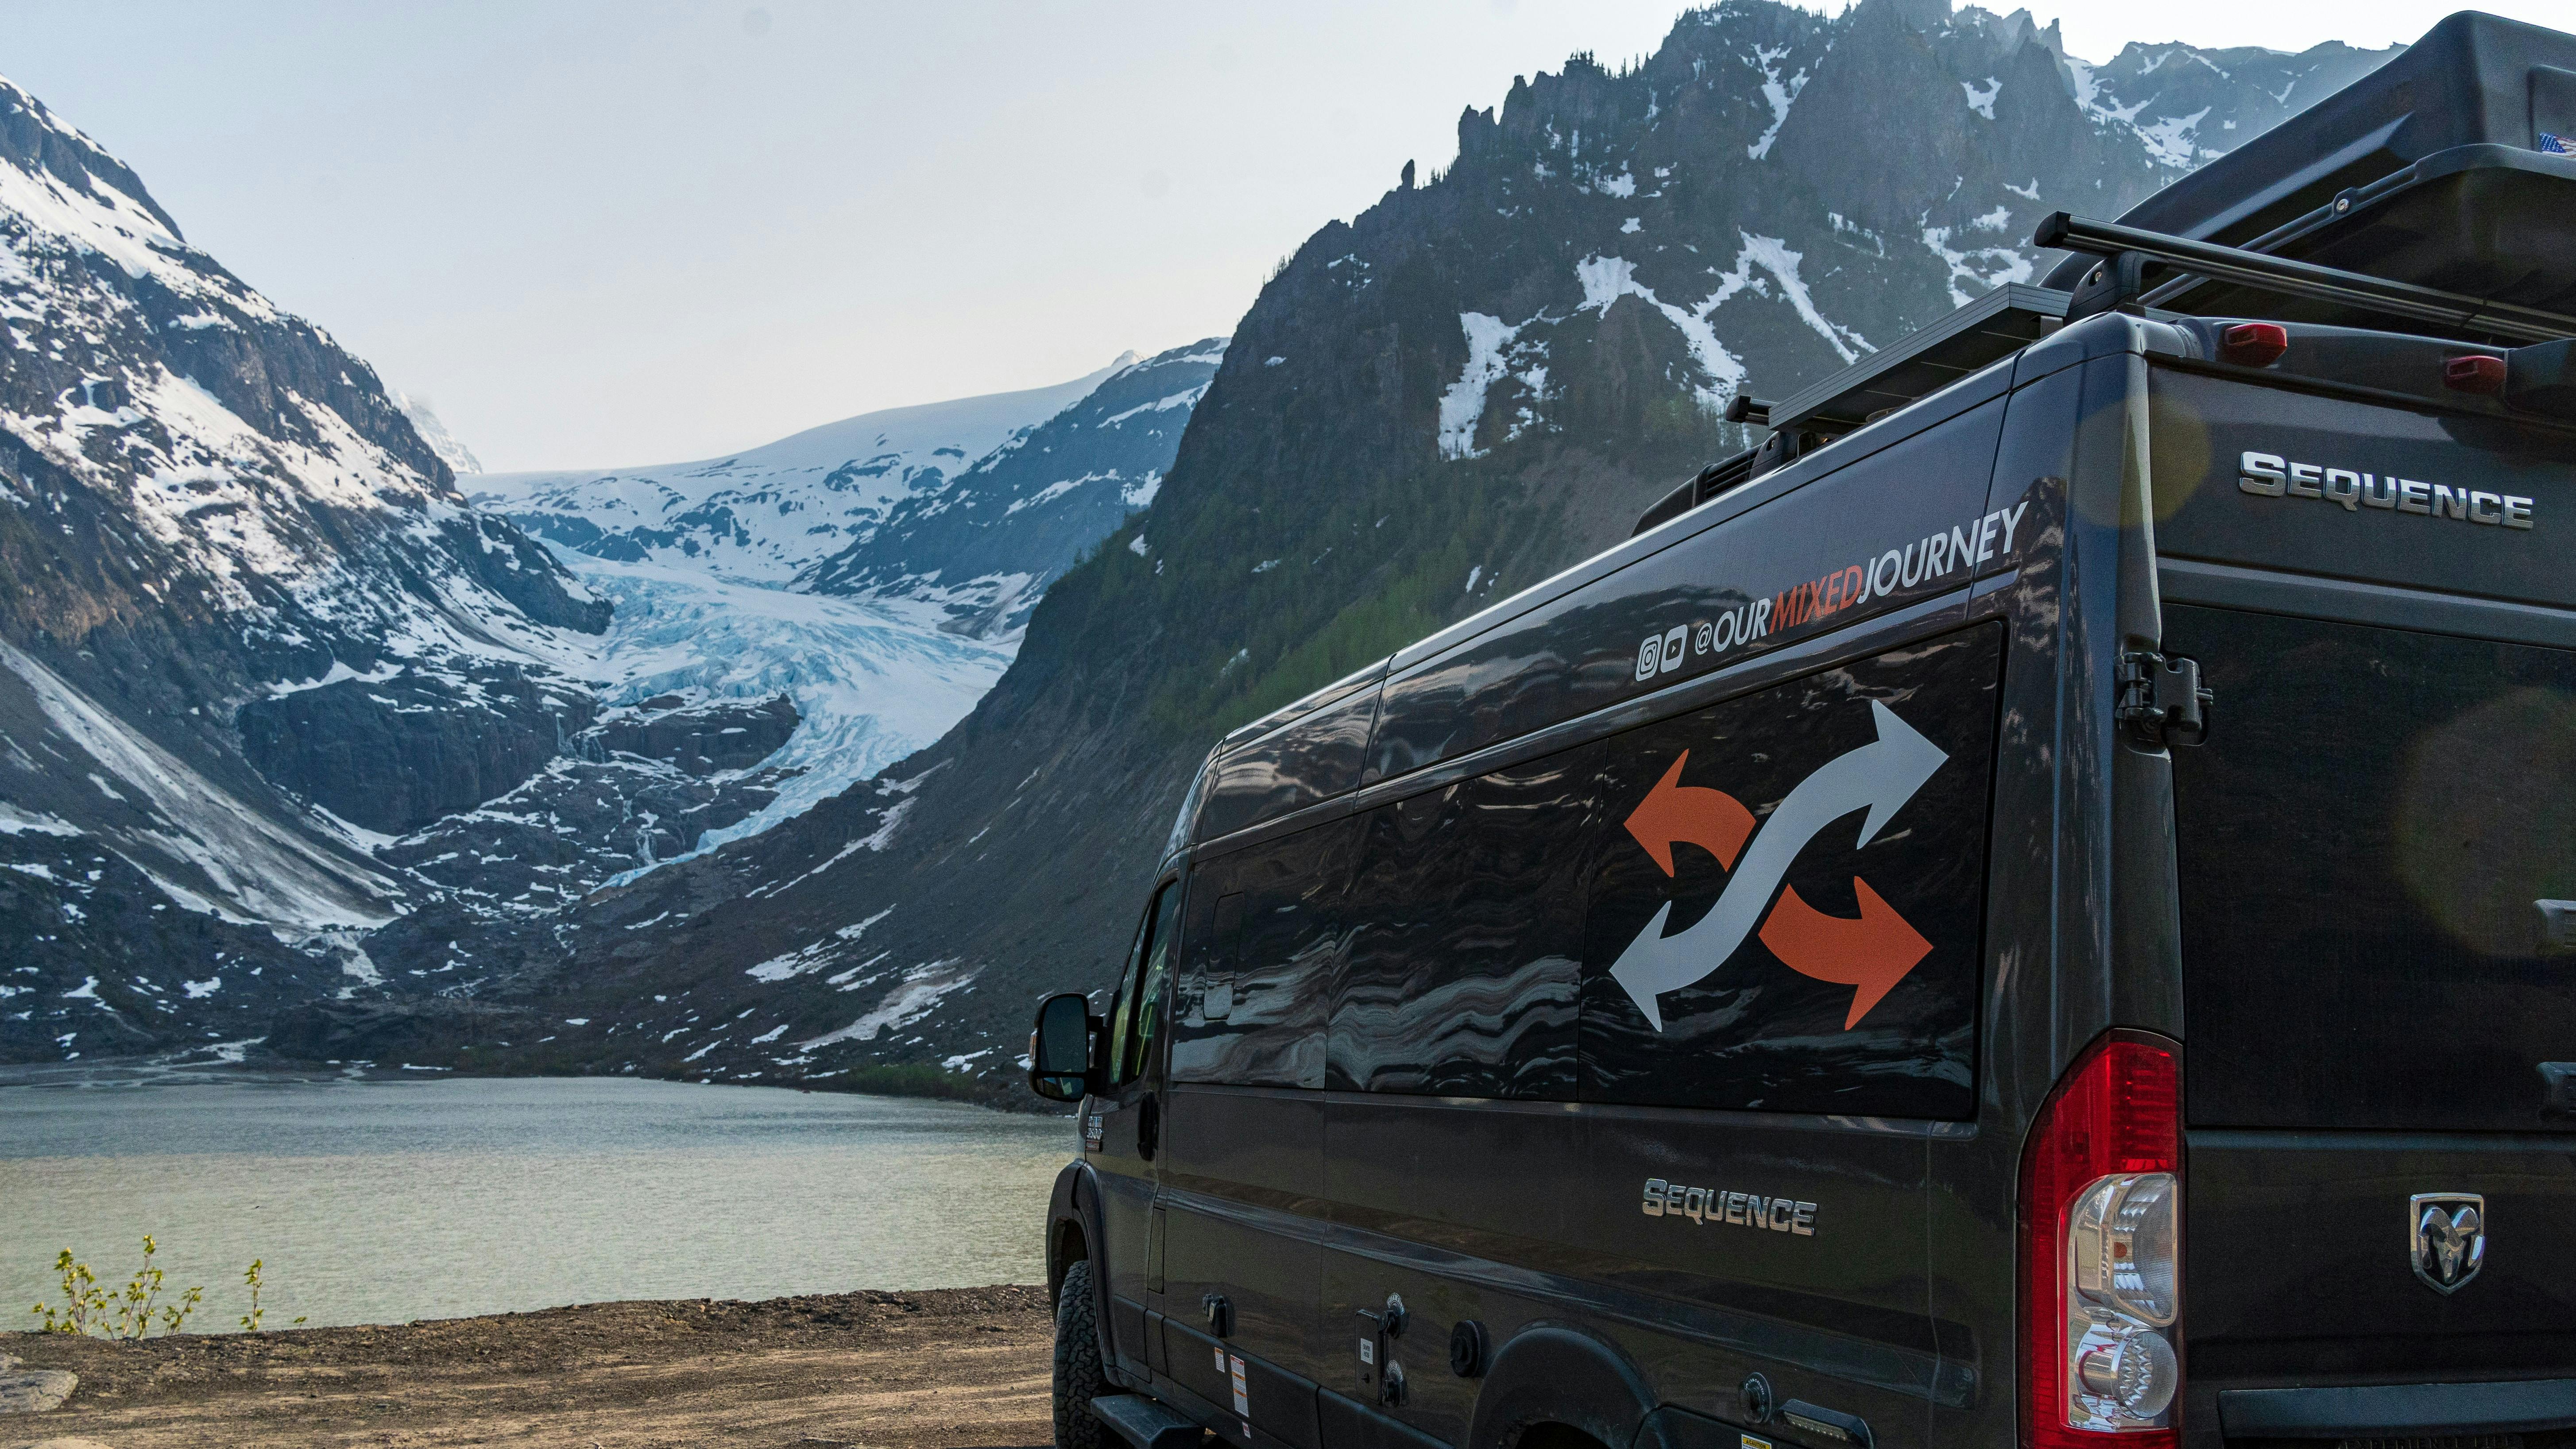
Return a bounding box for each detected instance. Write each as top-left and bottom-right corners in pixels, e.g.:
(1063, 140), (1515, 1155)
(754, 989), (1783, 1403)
(31, 1249), (104, 1335)
(238, 1258), (301, 1331)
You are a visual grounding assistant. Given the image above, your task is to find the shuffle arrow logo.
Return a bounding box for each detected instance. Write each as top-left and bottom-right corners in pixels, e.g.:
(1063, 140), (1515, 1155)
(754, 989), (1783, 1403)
(1611, 700), (1943, 1031)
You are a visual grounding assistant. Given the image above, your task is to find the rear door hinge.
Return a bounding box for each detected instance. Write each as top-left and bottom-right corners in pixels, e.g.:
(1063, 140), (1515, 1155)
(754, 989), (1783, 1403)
(2116, 650), (2212, 746)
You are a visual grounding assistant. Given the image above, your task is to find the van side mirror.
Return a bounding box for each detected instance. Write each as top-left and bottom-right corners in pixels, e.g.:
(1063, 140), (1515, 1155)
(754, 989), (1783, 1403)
(1028, 992), (1102, 1102)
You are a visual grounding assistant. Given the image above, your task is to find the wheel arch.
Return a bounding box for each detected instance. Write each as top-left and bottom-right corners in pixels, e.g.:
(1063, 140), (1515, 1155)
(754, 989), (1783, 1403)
(1044, 1157), (1107, 1307)
(1467, 1325), (1659, 1449)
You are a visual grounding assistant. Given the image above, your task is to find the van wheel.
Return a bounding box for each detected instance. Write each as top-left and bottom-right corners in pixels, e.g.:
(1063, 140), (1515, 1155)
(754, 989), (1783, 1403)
(1054, 1259), (1110, 1449)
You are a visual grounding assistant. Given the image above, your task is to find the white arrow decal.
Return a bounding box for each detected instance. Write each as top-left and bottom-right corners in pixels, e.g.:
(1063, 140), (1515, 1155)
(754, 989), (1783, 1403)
(1609, 699), (1947, 1030)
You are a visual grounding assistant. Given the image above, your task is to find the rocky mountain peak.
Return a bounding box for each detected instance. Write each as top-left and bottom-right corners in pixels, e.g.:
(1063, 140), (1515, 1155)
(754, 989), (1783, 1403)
(0, 74), (186, 250)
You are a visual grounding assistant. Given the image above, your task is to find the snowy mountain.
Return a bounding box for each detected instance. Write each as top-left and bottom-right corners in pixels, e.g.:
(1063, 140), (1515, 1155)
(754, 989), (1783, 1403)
(0, 71), (611, 1058)
(799, 338), (1227, 637)
(473, 367), (1122, 589)
(395, 391), (482, 476)
(0, 62), (1228, 1066)
(442, 341), (1227, 860)
(395, 343), (1228, 896)
(447, 0), (2394, 1093)
(474, 339), (1226, 641)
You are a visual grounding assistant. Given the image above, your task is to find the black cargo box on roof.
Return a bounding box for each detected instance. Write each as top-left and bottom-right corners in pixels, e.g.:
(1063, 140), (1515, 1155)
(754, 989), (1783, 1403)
(2041, 12), (2576, 324)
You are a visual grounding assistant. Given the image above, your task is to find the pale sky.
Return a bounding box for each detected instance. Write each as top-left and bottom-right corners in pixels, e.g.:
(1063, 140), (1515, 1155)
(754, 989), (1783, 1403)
(1, 0), (2563, 471)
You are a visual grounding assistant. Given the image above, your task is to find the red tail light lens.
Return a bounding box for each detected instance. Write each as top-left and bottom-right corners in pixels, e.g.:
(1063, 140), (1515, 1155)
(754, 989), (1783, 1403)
(2444, 355), (2507, 394)
(2218, 323), (2288, 367)
(2021, 1033), (2182, 1449)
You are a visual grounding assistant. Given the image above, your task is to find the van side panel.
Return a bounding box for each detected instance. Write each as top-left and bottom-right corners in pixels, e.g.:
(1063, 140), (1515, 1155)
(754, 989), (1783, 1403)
(1171, 824), (1353, 1089)
(1199, 684), (1383, 841)
(1366, 399), (2016, 784)
(1305, 395), (2021, 1449)
(1331, 741), (1603, 1097)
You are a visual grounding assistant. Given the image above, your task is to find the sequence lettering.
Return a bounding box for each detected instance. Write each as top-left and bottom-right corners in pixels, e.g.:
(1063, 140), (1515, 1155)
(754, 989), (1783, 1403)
(2240, 451), (2533, 529)
(1641, 1177), (1818, 1235)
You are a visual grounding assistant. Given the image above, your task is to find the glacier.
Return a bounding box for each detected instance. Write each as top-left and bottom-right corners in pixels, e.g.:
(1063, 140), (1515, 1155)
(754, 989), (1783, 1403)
(473, 367), (1122, 587)
(557, 549), (1013, 878)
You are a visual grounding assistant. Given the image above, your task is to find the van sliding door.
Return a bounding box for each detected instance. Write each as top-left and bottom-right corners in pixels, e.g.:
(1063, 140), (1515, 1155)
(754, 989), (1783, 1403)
(1574, 623), (2004, 1449)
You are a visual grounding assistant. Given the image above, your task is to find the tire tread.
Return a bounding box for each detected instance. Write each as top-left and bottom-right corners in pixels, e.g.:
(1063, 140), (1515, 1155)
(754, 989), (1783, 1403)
(1053, 1258), (1111, 1449)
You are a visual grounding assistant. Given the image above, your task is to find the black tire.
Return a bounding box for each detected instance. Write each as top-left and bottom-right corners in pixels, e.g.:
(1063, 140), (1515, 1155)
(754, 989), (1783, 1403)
(1054, 1258), (1111, 1449)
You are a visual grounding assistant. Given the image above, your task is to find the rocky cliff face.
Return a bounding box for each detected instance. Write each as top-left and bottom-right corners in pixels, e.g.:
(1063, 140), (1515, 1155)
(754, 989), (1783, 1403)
(459, 0), (2391, 1089)
(0, 74), (617, 1061)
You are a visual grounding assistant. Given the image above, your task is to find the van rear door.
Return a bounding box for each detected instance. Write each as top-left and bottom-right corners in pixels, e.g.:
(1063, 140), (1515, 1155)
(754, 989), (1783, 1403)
(2146, 358), (2576, 1439)
(2162, 605), (2576, 1427)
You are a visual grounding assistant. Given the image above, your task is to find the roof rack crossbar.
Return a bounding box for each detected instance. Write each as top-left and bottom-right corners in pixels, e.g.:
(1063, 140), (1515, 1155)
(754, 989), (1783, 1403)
(2035, 212), (2576, 346)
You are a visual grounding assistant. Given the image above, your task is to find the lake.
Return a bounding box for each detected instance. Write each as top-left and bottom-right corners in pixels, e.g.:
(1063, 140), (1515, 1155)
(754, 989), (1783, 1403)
(0, 1071), (1074, 1330)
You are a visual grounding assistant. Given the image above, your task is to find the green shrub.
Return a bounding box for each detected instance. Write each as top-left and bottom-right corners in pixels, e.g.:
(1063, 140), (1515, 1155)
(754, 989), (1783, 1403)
(28, 1238), (302, 1337)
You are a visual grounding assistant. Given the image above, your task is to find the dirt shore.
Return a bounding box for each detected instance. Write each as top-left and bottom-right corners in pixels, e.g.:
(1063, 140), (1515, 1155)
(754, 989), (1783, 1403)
(2, 1285), (1055, 1448)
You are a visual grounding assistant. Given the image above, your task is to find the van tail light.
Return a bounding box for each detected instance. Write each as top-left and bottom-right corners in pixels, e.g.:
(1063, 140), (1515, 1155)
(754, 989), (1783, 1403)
(2218, 323), (2288, 367)
(2021, 1032), (2183, 1449)
(2444, 355), (2507, 394)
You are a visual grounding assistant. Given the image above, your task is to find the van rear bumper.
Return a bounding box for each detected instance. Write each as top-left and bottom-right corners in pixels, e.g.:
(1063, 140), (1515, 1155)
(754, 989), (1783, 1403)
(2217, 1378), (2576, 1439)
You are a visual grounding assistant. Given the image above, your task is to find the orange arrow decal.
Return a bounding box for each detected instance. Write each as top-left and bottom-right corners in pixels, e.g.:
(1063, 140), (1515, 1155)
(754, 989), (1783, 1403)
(1756, 877), (1932, 1029)
(1624, 750), (1756, 876)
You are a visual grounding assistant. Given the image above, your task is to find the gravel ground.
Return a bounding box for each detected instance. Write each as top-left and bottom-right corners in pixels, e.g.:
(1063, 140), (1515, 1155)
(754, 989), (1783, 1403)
(1, 1285), (1054, 1448)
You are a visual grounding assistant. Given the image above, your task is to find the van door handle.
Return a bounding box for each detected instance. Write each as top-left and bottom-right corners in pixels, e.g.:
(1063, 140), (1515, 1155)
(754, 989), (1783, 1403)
(2536, 900), (2576, 953)
(2541, 1063), (2575, 1120)
(1137, 1093), (1160, 1160)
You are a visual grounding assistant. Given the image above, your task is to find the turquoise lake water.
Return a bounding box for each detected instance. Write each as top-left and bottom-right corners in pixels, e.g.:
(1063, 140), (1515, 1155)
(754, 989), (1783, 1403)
(0, 1072), (1072, 1329)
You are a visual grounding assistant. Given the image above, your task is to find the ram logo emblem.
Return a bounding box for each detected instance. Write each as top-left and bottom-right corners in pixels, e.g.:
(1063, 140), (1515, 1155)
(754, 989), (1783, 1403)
(2409, 1193), (2485, 1294)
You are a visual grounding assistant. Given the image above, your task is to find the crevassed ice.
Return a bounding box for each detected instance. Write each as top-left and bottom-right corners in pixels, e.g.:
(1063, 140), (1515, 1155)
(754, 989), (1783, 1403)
(562, 551), (1011, 880)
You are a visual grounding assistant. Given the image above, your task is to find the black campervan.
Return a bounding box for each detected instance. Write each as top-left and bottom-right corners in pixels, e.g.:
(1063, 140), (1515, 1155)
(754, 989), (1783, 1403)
(1029, 15), (2576, 1449)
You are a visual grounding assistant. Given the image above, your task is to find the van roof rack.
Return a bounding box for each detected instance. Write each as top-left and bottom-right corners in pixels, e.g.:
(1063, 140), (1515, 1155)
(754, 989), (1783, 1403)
(1768, 283), (2069, 439)
(2038, 12), (2576, 319)
(2042, 211), (2576, 346)
(1632, 284), (2067, 538)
